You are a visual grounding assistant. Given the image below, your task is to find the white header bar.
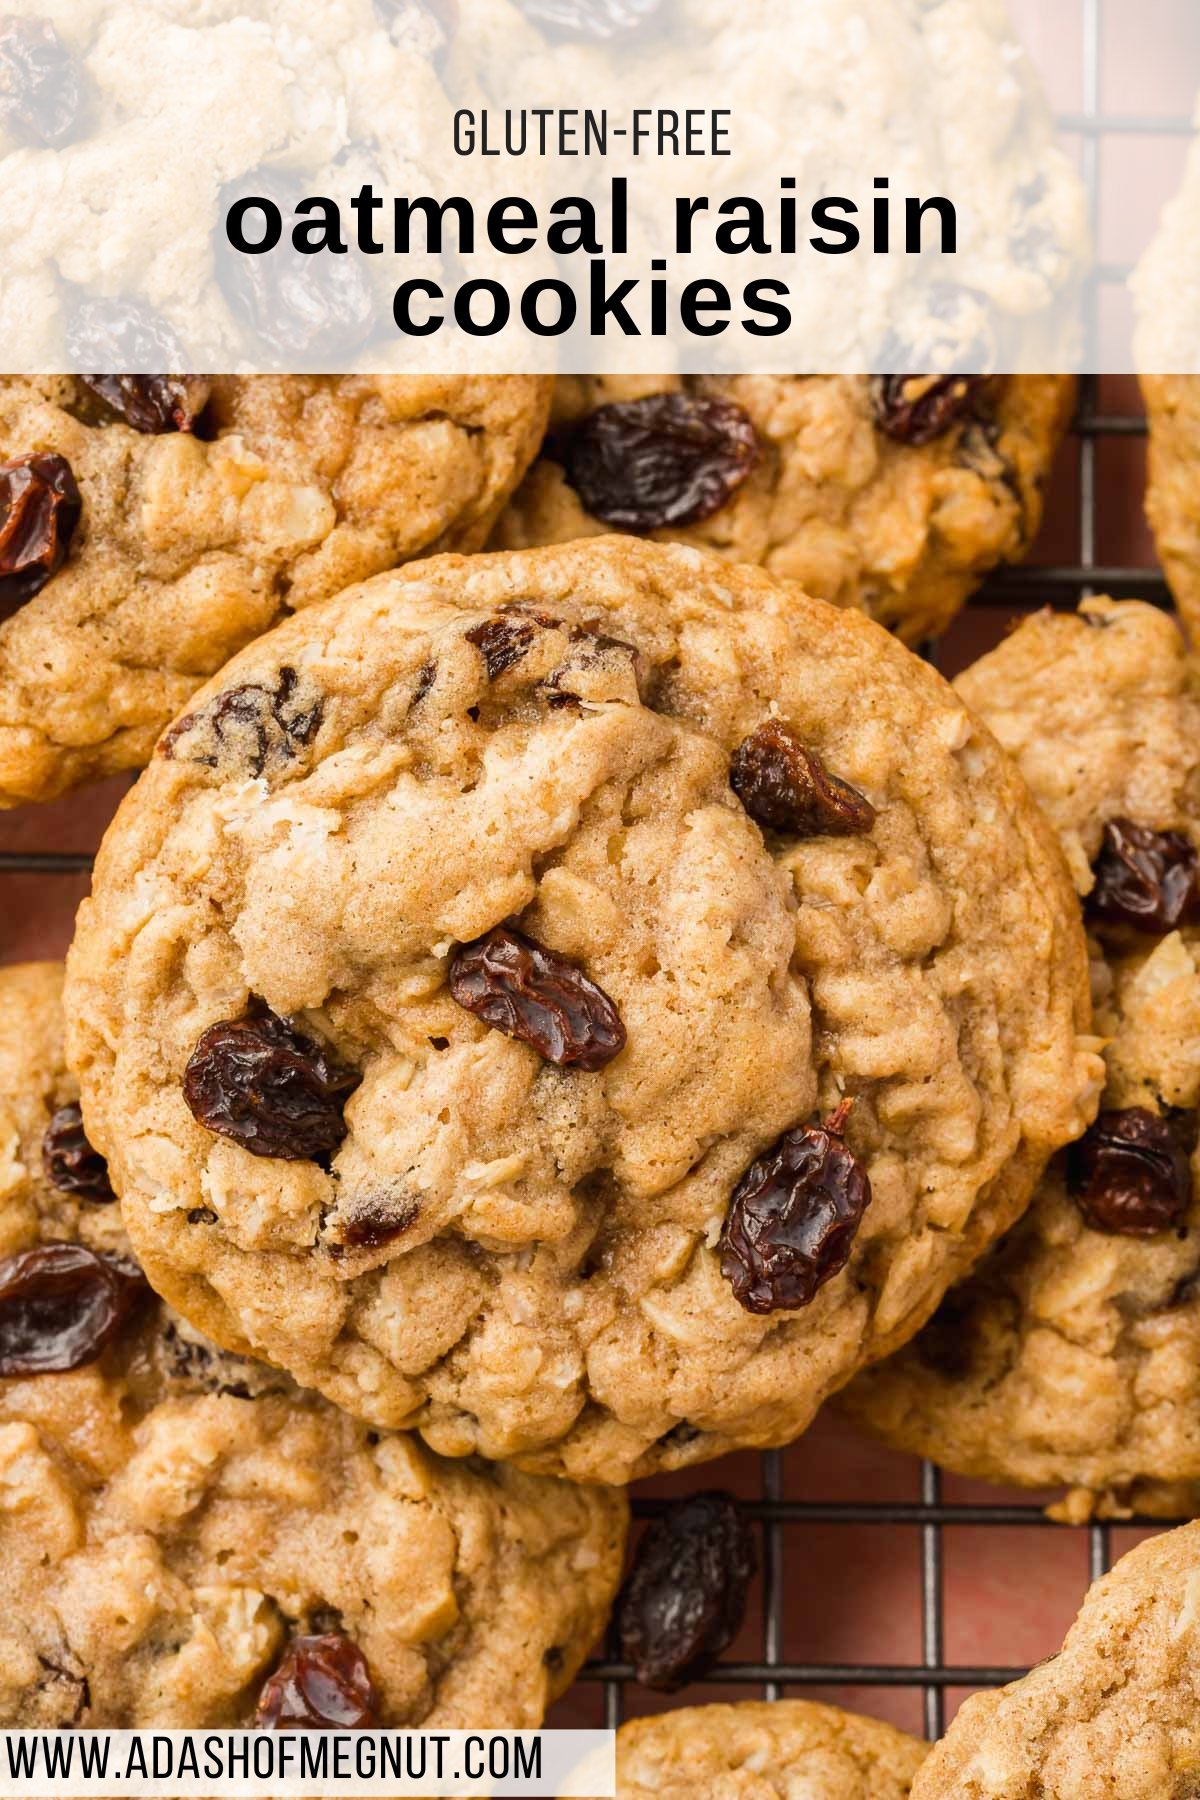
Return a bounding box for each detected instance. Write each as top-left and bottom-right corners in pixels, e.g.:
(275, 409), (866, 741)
(0, 0), (1195, 372)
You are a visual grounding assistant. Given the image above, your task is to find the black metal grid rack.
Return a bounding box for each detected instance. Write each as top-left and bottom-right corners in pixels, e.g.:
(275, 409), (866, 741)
(0, 0), (1194, 1753)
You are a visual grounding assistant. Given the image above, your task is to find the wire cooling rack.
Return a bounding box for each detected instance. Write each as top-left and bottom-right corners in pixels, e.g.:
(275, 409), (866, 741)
(0, 0), (1193, 1753)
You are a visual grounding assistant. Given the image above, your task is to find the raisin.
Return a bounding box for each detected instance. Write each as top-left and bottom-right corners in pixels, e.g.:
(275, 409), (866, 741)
(76, 375), (209, 436)
(719, 1101), (871, 1314)
(544, 620), (647, 705)
(448, 925), (626, 1071)
(1067, 1107), (1192, 1237)
(617, 1492), (755, 1691)
(41, 1102), (115, 1203)
(872, 375), (988, 446)
(331, 1194), (420, 1251)
(563, 393), (758, 531)
(410, 661), (437, 709)
(65, 297), (210, 433)
(255, 1634), (378, 1729)
(465, 614), (543, 680)
(0, 16), (82, 147)
(1087, 818), (1199, 934)
(218, 174), (375, 364)
(730, 723), (876, 837)
(67, 294), (187, 372)
(0, 453), (81, 613)
(160, 667), (322, 775)
(516, 0), (660, 38)
(0, 1245), (149, 1376)
(183, 1007), (360, 1163)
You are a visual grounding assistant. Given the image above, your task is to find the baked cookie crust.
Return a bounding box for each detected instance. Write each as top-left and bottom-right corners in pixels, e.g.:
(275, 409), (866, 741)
(66, 538), (1099, 1484)
(494, 376), (1074, 644)
(615, 1699), (927, 1798)
(0, 960), (625, 1728)
(1140, 376), (1200, 645)
(909, 1522), (1200, 1800)
(845, 599), (1200, 1516)
(0, 374), (551, 806)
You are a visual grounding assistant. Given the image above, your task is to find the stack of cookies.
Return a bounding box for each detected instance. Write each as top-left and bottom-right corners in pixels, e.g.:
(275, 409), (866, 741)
(3, 368), (1200, 1798)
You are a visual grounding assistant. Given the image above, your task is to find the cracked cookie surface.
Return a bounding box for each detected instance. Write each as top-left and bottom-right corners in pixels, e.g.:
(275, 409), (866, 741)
(0, 959), (624, 1727)
(845, 599), (1200, 1517)
(616, 1699), (927, 1798)
(66, 537), (1098, 1485)
(909, 1522), (1200, 1800)
(0, 373), (551, 806)
(493, 376), (1074, 644)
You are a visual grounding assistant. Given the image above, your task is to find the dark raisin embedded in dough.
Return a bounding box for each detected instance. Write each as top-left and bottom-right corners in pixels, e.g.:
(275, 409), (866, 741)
(872, 375), (988, 446)
(67, 297), (210, 434)
(183, 1007), (361, 1163)
(218, 174), (375, 364)
(77, 375), (210, 436)
(255, 1634), (378, 1729)
(564, 392), (759, 531)
(0, 16), (82, 147)
(333, 1193), (420, 1251)
(41, 1102), (115, 1203)
(719, 1101), (871, 1314)
(0, 1244), (149, 1376)
(1087, 818), (1199, 934)
(67, 294), (186, 369)
(1067, 1107), (1192, 1237)
(543, 619), (648, 707)
(465, 614), (543, 680)
(617, 1492), (756, 1691)
(448, 925), (626, 1071)
(160, 667), (322, 775)
(409, 661), (437, 710)
(0, 453), (81, 612)
(516, 0), (660, 38)
(730, 722), (876, 837)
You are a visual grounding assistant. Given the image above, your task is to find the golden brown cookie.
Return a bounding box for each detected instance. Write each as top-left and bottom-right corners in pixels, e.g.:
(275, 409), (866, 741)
(494, 376), (1074, 644)
(0, 960), (625, 1728)
(66, 538), (1098, 1484)
(845, 600), (1200, 1516)
(0, 374), (551, 805)
(615, 1699), (927, 1798)
(1140, 377), (1200, 644)
(909, 1523), (1200, 1800)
